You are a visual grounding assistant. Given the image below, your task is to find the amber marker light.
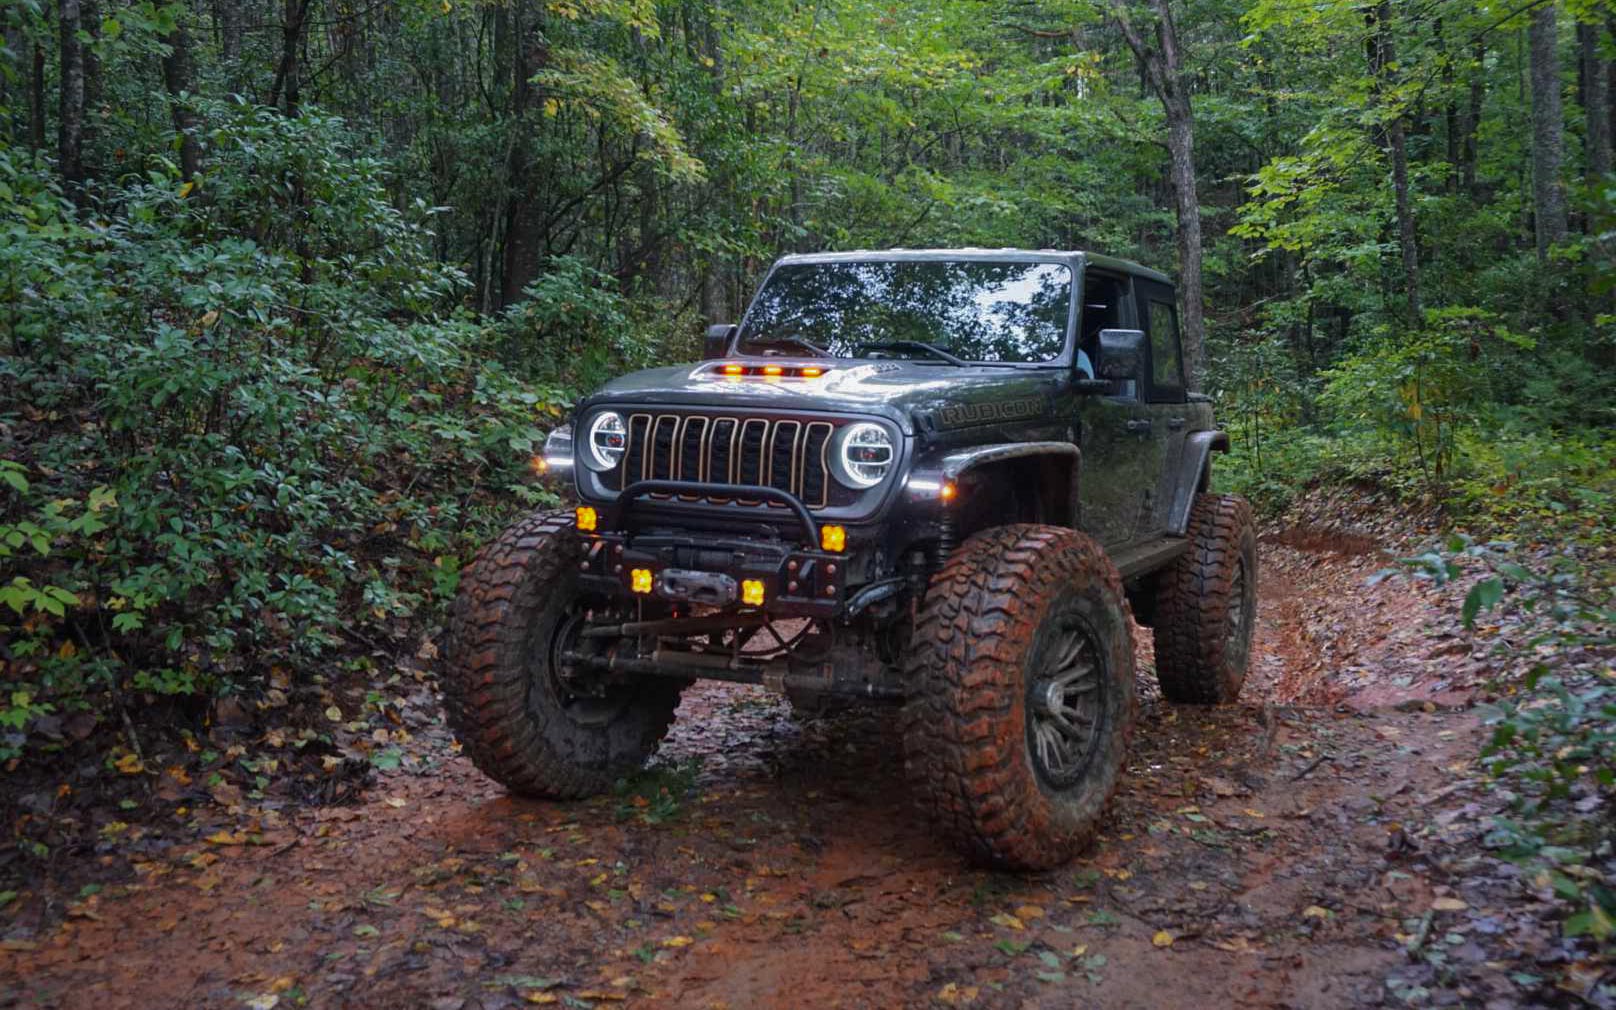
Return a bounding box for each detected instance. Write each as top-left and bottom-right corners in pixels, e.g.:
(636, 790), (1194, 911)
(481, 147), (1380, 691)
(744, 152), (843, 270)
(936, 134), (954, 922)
(800, 366), (824, 378)
(721, 363), (744, 376)
(575, 506), (597, 531)
(761, 364), (784, 382)
(940, 481), (958, 502)
(630, 569), (654, 594)
(820, 524), (846, 552)
(740, 579), (766, 606)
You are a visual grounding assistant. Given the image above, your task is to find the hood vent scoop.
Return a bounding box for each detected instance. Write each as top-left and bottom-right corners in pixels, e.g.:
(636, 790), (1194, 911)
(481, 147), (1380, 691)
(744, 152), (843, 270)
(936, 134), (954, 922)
(706, 362), (831, 382)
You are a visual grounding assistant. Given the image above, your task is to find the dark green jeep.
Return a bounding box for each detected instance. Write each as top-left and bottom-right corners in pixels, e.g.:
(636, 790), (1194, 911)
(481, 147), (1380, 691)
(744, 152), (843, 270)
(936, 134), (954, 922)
(441, 249), (1257, 869)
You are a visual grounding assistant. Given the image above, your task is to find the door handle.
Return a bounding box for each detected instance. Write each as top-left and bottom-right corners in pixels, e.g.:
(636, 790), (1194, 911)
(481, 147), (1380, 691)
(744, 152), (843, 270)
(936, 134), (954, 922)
(1125, 419), (1152, 435)
(1167, 417), (1186, 431)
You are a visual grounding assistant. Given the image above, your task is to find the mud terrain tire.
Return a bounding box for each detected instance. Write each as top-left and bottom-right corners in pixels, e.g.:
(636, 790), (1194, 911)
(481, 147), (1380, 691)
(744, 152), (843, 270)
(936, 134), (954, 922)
(902, 525), (1136, 870)
(1152, 493), (1258, 704)
(441, 509), (683, 798)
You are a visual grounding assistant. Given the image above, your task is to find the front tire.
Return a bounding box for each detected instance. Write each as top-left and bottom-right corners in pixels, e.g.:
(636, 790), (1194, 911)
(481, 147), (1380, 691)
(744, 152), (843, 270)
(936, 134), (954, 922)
(1152, 493), (1258, 704)
(441, 509), (683, 798)
(902, 525), (1136, 871)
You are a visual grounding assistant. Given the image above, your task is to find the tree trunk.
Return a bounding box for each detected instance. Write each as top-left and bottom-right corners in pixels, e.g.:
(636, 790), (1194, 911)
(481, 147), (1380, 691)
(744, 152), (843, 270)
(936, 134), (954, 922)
(216, 0), (243, 80)
(1367, 2), (1421, 320)
(161, 18), (203, 181)
(1580, 21), (1611, 178)
(81, 0), (99, 163)
(1108, 0), (1206, 389)
(58, 0), (85, 199)
(1438, 20), (1459, 193)
(499, 0), (550, 307)
(1529, 3), (1567, 260)
(1388, 118), (1421, 319)
(1462, 41), (1484, 198)
(29, 38), (46, 151)
(269, 0), (312, 116)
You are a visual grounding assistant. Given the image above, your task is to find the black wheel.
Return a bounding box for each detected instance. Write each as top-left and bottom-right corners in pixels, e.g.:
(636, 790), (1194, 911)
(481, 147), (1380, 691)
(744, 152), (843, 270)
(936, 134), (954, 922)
(902, 524), (1136, 870)
(441, 510), (683, 798)
(1152, 493), (1258, 704)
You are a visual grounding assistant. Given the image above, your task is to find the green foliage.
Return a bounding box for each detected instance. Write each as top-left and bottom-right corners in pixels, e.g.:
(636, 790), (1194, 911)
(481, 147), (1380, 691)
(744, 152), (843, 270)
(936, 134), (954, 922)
(1316, 310), (1534, 493)
(0, 106), (594, 760)
(1390, 537), (1615, 944)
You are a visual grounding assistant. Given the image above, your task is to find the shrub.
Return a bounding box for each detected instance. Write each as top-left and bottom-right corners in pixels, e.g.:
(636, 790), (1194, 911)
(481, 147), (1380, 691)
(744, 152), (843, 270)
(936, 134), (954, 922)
(0, 105), (572, 762)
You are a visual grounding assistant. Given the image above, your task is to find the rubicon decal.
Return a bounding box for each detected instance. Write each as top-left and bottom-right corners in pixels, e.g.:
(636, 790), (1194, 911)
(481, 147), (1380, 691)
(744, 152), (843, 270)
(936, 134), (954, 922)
(935, 396), (1047, 428)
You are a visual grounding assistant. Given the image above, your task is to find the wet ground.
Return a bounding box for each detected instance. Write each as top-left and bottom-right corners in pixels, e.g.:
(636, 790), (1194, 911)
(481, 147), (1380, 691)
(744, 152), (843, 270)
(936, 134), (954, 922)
(3, 524), (1535, 1009)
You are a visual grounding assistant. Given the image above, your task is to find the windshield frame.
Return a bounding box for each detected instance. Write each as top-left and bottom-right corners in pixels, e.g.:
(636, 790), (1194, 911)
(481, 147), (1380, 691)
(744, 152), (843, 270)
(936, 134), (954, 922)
(730, 252), (1082, 370)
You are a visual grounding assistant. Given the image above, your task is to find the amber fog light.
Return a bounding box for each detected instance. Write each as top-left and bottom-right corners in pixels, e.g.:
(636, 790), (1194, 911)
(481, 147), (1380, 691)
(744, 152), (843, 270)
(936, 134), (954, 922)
(740, 580), (766, 606)
(631, 569), (654, 594)
(575, 506), (598, 532)
(820, 525), (846, 552)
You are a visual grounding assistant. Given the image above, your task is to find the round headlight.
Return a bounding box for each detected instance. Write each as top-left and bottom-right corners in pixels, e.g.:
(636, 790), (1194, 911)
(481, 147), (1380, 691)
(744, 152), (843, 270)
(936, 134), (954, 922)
(831, 422), (895, 489)
(583, 411), (628, 472)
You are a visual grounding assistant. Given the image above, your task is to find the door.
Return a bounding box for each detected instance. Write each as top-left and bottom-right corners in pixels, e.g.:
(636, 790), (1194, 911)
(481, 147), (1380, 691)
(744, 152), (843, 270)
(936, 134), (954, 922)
(1135, 279), (1190, 535)
(1074, 270), (1159, 548)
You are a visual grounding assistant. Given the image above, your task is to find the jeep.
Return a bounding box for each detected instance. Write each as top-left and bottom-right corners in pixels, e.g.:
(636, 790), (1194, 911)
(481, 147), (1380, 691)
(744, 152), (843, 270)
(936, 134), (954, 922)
(441, 249), (1257, 870)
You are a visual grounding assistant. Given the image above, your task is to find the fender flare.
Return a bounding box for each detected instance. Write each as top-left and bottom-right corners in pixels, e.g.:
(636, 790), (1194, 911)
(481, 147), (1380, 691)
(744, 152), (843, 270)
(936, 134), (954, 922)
(1167, 430), (1230, 536)
(932, 442), (1082, 528)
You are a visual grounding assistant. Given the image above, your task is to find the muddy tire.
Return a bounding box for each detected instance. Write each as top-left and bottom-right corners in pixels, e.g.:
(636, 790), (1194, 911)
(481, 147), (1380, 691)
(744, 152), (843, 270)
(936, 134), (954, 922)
(1152, 493), (1258, 705)
(902, 525), (1136, 871)
(441, 509), (683, 798)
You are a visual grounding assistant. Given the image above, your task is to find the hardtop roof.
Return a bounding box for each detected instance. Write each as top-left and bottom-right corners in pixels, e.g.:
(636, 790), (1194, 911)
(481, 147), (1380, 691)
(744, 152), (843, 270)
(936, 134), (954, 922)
(772, 248), (1172, 286)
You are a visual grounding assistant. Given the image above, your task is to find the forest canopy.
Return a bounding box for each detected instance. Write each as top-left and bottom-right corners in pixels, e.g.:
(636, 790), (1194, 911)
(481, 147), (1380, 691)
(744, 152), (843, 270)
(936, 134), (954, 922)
(1, 0), (1613, 766)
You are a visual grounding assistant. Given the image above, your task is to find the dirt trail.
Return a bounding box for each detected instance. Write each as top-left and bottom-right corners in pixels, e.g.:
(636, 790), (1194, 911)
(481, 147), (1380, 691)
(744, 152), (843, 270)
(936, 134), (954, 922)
(4, 527), (1511, 1010)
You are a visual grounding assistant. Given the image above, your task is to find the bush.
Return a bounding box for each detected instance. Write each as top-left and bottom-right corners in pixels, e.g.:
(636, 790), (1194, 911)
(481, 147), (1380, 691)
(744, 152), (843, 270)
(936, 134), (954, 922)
(0, 105), (575, 762)
(1390, 538), (1615, 944)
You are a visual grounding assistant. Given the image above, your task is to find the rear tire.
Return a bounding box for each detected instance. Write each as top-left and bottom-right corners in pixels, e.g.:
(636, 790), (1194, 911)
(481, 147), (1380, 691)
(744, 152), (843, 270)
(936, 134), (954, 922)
(1152, 493), (1258, 704)
(902, 525), (1136, 870)
(441, 509), (683, 798)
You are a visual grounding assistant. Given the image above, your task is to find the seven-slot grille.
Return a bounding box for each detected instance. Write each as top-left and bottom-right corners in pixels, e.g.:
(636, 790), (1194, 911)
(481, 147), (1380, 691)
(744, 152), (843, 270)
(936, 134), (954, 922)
(613, 413), (835, 508)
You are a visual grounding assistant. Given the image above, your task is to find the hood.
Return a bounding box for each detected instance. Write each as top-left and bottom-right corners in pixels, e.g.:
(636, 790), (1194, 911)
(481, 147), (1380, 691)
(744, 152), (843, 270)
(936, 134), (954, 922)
(580, 358), (1068, 435)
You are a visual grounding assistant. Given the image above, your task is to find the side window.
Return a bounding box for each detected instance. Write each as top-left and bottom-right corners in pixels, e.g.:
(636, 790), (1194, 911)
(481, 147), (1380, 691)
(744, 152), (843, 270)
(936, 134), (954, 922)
(1080, 272), (1133, 395)
(1147, 299), (1184, 397)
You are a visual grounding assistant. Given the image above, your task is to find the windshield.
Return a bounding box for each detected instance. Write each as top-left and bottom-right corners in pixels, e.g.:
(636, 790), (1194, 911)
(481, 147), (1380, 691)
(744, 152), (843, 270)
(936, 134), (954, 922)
(735, 260), (1073, 364)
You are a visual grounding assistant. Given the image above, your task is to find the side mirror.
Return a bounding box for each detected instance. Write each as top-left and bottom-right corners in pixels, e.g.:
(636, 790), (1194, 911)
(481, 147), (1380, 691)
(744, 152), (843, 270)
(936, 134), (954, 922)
(704, 323), (737, 360)
(1096, 328), (1146, 381)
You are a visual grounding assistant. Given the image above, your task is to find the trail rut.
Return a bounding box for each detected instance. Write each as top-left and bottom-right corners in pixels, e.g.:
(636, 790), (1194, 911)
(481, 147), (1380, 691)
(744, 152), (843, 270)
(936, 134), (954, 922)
(3, 527), (1514, 1010)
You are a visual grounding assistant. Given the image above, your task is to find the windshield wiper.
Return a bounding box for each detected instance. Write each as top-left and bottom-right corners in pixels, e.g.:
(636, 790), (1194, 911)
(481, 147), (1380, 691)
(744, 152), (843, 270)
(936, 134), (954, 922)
(857, 340), (969, 366)
(754, 334), (832, 357)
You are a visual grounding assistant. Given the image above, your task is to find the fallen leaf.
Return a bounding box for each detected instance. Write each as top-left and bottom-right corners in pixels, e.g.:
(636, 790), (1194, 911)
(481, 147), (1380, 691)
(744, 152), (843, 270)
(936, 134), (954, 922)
(1152, 930), (1174, 947)
(989, 913), (1025, 931)
(1302, 905), (1331, 919)
(325, 705), (343, 722)
(383, 797), (407, 808)
(660, 935), (693, 948)
(1430, 897), (1469, 912)
(1014, 904), (1045, 921)
(114, 753), (144, 775)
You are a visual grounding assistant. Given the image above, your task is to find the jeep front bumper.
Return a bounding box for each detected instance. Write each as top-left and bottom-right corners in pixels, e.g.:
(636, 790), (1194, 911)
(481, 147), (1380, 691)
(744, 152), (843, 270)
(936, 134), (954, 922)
(574, 479), (848, 618)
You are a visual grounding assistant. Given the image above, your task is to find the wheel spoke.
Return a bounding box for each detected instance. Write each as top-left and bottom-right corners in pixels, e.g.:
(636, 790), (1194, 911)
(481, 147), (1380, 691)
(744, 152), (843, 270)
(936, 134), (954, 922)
(1051, 632), (1089, 675)
(1028, 619), (1106, 788)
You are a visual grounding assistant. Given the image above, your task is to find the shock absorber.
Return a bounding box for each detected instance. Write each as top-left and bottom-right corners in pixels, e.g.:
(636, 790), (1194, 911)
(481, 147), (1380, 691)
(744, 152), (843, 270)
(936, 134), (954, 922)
(935, 512), (958, 563)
